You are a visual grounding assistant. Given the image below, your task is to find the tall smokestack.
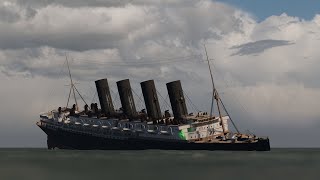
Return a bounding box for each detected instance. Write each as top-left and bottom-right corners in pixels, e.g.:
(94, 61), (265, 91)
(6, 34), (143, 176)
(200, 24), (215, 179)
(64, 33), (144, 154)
(95, 78), (115, 116)
(140, 80), (162, 120)
(116, 79), (137, 118)
(166, 80), (188, 119)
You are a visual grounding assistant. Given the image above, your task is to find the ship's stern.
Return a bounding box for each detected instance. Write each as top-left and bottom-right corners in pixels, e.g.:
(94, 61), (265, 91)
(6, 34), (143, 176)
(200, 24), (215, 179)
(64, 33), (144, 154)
(256, 137), (271, 151)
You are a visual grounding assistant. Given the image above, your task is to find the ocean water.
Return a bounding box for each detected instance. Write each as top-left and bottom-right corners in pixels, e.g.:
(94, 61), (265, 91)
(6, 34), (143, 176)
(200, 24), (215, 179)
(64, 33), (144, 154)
(0, 148), (319, 180)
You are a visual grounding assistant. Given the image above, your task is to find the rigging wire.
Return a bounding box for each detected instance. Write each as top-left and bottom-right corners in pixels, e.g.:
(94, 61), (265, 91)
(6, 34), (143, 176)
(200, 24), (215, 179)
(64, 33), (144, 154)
(183, 90), (200, 113)
(157, 90), (171, 112)
(72, 55), (201, 66)
(218, 97), (240, 133)
(138, 92), (145, 110)
(45, 52), (242, 124)
(66, 56), (78, 109)
(74, 54), (201, 63)
(131, 88), (146, 111)
(45, 54), (204, 111)
(110, 88), (120, 108)
(183, 94), (193, 114)
(73, 85), (88, 106)
(210, 60), (250, 116)
(66, 83), (72, 108)
(90, 90), (98, 104)
(42, 53), (213, 118)
(87, 83), (98, 104)
(209, 59), (246, 133)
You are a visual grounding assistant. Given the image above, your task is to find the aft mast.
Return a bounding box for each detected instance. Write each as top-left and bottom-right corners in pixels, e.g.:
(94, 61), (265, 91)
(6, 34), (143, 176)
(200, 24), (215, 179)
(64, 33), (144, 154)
(204, 44), (240, 134)
(204, 44), (226, 134)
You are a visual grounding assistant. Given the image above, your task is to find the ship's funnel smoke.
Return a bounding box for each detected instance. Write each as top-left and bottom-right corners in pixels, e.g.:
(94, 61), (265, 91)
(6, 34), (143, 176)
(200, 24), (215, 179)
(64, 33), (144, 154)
(140, 80), (162, 120)
(95, 78), (115, 116)
(116, 79), (137, 118)
(166, 80), (188, 119)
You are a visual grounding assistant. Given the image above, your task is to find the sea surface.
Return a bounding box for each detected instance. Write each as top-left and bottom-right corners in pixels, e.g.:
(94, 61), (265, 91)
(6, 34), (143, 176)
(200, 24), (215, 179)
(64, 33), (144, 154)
(0, 148), (319, 180)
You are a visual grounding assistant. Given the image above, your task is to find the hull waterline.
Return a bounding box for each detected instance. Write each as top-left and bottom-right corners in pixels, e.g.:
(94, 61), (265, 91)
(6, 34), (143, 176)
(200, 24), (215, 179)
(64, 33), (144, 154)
(39, 125), (271, 151)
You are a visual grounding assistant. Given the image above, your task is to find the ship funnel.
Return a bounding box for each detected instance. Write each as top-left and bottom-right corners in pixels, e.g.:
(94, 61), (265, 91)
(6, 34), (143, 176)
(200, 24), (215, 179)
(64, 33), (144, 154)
(140, 80), (162, 120)
(166, 80), (188, 119)
(116, 79), (137, 118)
(95, 78), (115, 116)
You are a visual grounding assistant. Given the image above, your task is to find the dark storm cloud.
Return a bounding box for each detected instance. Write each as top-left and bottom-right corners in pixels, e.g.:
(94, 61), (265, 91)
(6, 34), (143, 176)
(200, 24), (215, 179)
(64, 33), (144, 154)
(230, 39), (294, 56)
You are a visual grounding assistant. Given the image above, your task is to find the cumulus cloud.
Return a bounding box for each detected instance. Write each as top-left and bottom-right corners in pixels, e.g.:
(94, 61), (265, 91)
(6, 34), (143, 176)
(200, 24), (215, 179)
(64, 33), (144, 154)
(13, 0), (200, 8)
(0, 0), (242, 52)
(0, 0), (244, 79)
(0, 0), (320, 147)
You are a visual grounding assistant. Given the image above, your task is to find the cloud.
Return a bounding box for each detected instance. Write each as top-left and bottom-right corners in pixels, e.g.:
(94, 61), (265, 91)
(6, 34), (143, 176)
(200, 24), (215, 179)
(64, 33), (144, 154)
(0, 0), (242, 52)
(0, 0), (320, 147)
(0, 2), (21, 23)
(0, 0), (245, 80)
(230, 39), (294, 56)
(13, 0), (200, 8)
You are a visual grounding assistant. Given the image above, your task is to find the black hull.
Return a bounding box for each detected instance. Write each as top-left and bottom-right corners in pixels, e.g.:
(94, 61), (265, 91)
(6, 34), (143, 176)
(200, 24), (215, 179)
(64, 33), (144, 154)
(40, 126), (270, 151)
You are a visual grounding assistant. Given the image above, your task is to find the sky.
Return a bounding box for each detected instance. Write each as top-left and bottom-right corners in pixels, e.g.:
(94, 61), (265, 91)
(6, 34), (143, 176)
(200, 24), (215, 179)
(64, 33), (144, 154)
(0, 0), (319, 148)
(219, 0), (319, 21)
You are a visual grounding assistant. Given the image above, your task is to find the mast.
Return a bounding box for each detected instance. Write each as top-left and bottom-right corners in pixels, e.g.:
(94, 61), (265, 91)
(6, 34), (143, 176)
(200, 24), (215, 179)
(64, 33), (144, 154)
(204, 44), (226, 134)
(204, 44), (215, 117)
(66, 56), (78, 111)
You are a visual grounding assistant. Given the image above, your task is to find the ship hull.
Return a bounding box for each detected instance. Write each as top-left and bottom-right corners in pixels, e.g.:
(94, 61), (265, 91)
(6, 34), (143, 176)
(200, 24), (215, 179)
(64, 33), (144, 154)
(40, 126), (271, 151)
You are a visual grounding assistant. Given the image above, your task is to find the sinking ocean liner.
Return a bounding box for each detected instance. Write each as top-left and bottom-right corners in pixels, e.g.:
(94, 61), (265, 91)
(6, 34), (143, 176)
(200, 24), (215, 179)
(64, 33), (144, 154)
(37, 50), (270, 151)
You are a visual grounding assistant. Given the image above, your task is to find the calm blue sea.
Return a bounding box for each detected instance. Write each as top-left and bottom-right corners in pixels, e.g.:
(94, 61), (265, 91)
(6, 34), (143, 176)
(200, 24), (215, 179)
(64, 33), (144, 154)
(0, 148), (319, 180)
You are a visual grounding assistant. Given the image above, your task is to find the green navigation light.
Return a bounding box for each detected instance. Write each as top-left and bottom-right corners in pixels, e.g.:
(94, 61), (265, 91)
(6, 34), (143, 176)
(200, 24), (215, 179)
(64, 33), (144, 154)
(179, 130), (186, 140)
